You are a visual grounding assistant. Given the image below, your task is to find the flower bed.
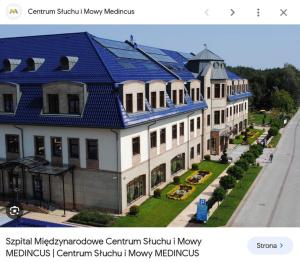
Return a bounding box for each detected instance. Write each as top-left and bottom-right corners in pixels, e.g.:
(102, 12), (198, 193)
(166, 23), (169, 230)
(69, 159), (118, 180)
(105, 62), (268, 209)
(167, 184), (195, 200)
(186, 170), (212, 185)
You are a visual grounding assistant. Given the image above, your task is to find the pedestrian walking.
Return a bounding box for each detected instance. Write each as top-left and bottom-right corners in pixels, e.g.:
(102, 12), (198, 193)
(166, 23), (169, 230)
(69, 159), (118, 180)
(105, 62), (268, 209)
(269, 153), (273, 163)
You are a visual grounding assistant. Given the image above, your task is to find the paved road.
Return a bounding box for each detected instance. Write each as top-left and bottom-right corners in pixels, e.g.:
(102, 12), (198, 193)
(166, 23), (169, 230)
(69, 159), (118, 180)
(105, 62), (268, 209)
(229, 110), (300, 227)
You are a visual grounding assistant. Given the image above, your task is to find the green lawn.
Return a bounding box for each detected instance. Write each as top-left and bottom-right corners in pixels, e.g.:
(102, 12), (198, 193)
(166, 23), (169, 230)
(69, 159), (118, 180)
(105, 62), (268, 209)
(202, 166), (262, 227)
(233, 129), (264, 145)
(113, 161), (229, 227)
(249, 111), (271, 125)
(269, 133), (281, 148)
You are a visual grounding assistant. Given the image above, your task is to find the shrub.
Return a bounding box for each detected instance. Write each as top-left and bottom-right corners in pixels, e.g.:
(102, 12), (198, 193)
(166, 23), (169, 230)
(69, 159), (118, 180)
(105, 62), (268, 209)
(220, 147), (229, 164)
(213, 187), (226, 204)
(241, 151), (256, 164)
(192, 163), (199, 170)
(250, 144), (264, 155)
(227, 165), (244, 180)
(235, 159), (249, 171)
(153, 189), (161, 198)
(204, 155), (211, 161)
(70, 210), (115, 227)
(268, 126), (279, 137)
(249, 124), (254, 129)
(173, 176), (180, 185)
(129, 205), (139, 216)
(206, 197), (216, 210)
(219, 175), (236, 190)
(270, 117), (283, 129)
(229, 138), (234, 144)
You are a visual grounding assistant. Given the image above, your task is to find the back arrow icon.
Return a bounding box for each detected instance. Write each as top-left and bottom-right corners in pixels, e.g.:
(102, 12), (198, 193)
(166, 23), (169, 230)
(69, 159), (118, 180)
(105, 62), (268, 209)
(230, 9), (235, 16)
(205, 9), (209, 16)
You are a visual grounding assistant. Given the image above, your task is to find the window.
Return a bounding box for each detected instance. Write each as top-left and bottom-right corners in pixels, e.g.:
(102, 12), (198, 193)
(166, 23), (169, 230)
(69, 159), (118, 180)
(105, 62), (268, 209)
(172, 124), (177, 139)
(68, 138), (79, 159)
(197, 117), (201, 129)
(159, 91), (165, 107)
(132, 137), (140, 156)
(137, 93), (143, 111)
(207, 87), (211, 99)
(48, 94), (59, 114)
(172, 90), (177, 105)
(230, 107), (232, 116)
(87, 139), (98, 160)
(191, 88), (195, 101)
(34, 136), (45, 157)
(207, 114), (211, 126)
(245, 101), (247, 109)
(151, 164), (166, 188)
(221, 84), (225, 97)
(190, 119), (194, 132)
(127, 175), (146, 204)
(68, 94), (80, 114)
(160, 128), (166, 144)
(180, 122), (184, 136)
(171, 153), (185, 174)
(197, 143), (201, 155)
(150, 131), (157, 148)
(207, 139), (210, 150)
(190, 147), (194, 159)
(196, 88), (200, 101)
(221, 110), (225, 124)
(151, 91), (157, 109)
(214, 111), (220, 125)
(214, 84), (220, 98)
(126, 94), (133, 113)
(3, 94), (14, 113)
(51, 137), (62, 157)
(226, 108), (229, 118)
(6, 135), (19, 153)
(179, 89), (183, 104)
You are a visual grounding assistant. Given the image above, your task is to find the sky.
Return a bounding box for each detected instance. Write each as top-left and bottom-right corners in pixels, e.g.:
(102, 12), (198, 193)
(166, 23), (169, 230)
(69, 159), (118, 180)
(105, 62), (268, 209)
(0, 25), (299, 69)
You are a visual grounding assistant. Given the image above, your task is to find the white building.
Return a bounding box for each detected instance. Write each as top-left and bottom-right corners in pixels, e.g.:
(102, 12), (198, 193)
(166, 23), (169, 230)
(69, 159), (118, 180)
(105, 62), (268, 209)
(0, 32), (251, 213)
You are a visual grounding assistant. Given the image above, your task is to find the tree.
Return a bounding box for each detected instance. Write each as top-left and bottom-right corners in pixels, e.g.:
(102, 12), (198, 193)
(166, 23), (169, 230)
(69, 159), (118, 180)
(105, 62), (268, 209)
(220, 147), (229, 164)
(227, 165), (244, 180)
(213, 187), (226, 206)
(219, 175), (236, 190)
(271, 89), (295, 113)
(268, 126), (279, 137)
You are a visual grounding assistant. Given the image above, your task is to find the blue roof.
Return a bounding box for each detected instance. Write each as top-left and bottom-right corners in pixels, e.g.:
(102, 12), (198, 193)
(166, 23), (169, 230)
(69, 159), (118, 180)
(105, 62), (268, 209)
(226, 70), (242, 80)
(0, 32), (113, 84)
(0, 32), (246, 128)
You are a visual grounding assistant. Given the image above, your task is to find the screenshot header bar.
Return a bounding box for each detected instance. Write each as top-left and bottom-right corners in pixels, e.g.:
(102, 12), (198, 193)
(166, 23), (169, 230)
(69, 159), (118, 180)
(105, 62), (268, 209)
(0, 0), (299, 24)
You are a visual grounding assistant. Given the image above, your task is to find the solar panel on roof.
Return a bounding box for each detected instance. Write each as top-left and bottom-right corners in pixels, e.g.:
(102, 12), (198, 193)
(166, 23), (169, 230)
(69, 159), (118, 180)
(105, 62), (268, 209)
(95, 37), (132, 50)
(143, 63), (159, 70)
(149, 53), (176, 63)
(178, 52), (194, 59)
(138, 45), (166, 55)
(118, 60), (136, 69)
(108, 48), (148, 60)
(138, 45), (177, 63)
(94, 37), (149, 60)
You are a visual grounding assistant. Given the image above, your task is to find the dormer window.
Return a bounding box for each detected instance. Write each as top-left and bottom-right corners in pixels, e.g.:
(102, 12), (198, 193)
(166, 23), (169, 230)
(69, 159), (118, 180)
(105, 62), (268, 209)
(3, 94), (14, 113)
(60, 56), (79, 71)
(150, 92), (157, 109)
(27, 57), (45, 71)
(48, 94), (59, 114)
(3, 58), (21, 72)
(43, 82), (86, 115)
(125, 94), (133, 113)
(68, 94), (80, 114)
(159, 91), (165, 107)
